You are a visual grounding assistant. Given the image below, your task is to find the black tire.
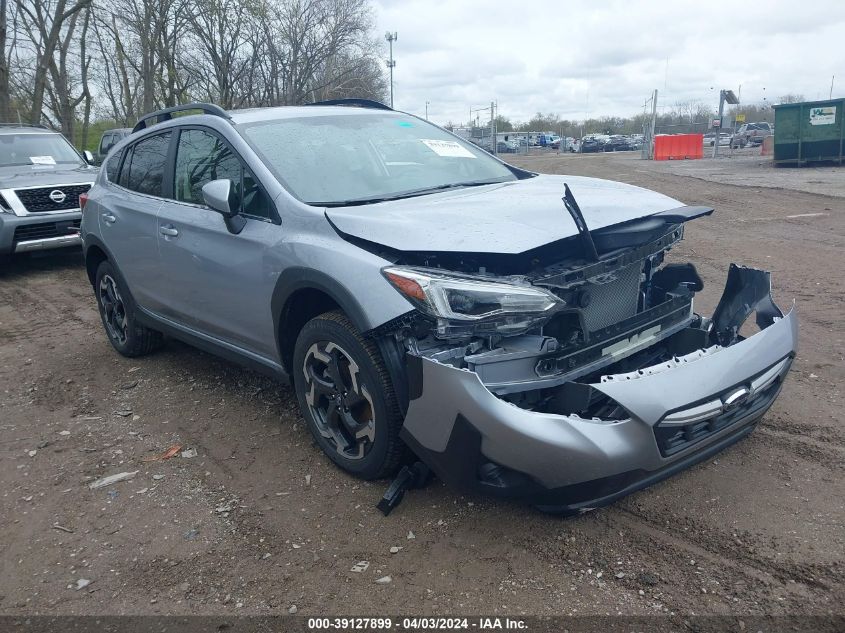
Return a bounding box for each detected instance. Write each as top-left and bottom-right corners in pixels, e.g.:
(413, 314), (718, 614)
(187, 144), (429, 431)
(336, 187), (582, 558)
(292, 310), (404, 479)
(94, 259), (163, 357)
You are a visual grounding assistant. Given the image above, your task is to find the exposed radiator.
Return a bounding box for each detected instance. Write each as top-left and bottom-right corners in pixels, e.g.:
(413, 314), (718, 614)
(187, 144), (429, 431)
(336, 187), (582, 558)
(580, 262), (642, 332)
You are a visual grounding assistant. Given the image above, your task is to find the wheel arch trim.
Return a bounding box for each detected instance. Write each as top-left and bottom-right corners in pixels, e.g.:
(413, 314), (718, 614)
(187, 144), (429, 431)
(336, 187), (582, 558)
(272, 267), (375, 373)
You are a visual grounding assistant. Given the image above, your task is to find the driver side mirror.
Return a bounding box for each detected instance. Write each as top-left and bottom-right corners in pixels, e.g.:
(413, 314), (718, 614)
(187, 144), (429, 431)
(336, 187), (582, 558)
(202, 178), (246, 234)
(83, 150), (95, 164)
(202, 179), (238, 218)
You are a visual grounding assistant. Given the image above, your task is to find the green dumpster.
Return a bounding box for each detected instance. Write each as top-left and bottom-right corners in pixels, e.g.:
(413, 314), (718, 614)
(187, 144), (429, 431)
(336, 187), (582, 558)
(773, 98), (845, 165)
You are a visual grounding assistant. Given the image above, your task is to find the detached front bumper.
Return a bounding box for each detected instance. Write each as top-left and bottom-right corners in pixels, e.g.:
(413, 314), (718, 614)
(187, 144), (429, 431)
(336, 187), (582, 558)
(400, 266), (798, 513)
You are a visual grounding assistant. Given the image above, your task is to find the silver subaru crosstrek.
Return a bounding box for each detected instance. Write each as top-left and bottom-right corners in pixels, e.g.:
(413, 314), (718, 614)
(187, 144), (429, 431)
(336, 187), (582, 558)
(81, 100), (797, 514)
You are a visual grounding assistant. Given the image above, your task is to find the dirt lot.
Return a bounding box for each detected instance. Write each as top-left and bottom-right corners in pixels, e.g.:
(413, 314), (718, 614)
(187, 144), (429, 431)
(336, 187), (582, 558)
(1, 152), (843, 619)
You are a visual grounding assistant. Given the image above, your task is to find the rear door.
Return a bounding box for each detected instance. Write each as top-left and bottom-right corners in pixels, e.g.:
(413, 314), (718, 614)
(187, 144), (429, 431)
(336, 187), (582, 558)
(100, 131), (171, 311)
(155, 126), (280, 359)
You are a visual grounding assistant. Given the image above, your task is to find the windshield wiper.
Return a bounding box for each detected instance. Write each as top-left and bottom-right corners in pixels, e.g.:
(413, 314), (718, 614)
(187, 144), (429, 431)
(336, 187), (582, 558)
(317, 179), (509, 207)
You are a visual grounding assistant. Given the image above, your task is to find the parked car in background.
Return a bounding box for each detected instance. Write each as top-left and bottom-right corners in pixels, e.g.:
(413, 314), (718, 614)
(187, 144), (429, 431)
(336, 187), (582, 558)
(603, 135), (633, 152)
(552, 137), (578, 152)
(94, 128), (132, 165)
(538, 134), (559, 147)
(580, 135), (607, 153)
(704, 132), (732, 147)
(81, 100), (797, 514)
(0, 124), (96, 256)
(497, 140), (519, 153)
(731, 122), (773, 148)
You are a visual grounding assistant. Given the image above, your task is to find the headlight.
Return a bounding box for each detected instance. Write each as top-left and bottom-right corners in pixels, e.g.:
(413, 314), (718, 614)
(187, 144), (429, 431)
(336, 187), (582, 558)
(383, 266), (564, 339)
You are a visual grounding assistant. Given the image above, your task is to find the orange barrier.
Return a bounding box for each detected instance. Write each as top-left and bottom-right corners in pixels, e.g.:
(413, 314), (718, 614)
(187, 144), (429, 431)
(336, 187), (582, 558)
(653, 134), (704, 160)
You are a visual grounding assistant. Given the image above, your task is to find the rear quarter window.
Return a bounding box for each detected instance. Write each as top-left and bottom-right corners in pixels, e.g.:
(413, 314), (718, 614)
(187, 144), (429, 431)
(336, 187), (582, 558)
(105, 150), (122, 182)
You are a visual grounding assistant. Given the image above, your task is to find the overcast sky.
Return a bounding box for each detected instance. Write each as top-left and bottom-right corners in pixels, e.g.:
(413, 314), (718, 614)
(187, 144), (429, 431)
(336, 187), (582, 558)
(372, 0), (845, 125)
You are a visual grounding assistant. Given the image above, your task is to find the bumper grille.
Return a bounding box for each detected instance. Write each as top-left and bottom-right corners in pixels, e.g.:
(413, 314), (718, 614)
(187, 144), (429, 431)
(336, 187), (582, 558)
(14, 219), (81, 242)
(581, 263), (642, 332)
(654, 377), (783, 457)
(14, 184), (91, 213)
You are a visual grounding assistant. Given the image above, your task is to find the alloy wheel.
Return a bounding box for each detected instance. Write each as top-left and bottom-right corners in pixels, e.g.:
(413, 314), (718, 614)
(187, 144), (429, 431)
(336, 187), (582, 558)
(99, 274), (128, 345)
(302, 341), (376, 460)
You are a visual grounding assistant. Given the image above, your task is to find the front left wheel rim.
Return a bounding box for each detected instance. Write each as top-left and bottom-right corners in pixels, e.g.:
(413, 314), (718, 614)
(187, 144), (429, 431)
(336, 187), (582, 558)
(99, 274), (128, 345)
(302, 341), (375, 460)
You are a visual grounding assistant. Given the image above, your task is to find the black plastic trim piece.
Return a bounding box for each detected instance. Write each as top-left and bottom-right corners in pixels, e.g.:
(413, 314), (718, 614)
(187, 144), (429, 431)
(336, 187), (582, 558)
(135, 307), (286, 381)
(306, 98), (392, 111)
(133, 102), (232, 133)
(271, 267), (373, 371)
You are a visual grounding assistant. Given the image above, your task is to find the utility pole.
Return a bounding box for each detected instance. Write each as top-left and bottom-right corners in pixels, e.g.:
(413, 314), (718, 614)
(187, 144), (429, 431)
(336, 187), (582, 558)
(831, 75), (835, 100)
(385, 32), (397, 108)
(649, 89), (658, 159)
(425, 101), (429, 120)
(490, 101), (496, 156)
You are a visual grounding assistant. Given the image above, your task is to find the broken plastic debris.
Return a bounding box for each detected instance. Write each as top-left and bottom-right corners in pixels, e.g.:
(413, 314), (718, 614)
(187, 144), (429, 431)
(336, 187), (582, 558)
(375, 576), (392, 584)
(75, 578), (91, 590)
(89, 470), (139, 489)
(180, 448), (198, 459)
(142, 444), (182, 462)
(350, 561), (370, 573)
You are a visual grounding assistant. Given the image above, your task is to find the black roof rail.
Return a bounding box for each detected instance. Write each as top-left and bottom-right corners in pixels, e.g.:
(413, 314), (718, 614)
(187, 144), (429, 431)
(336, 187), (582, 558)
(132, 102), (231, 133)
(306, 98), (392, 111)
(0, 122), (51, 129)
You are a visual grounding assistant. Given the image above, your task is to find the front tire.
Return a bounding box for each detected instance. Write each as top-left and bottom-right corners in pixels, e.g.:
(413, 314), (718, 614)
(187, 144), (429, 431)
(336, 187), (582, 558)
(94, 260), (163, 357)
(292, 310), (404, 479)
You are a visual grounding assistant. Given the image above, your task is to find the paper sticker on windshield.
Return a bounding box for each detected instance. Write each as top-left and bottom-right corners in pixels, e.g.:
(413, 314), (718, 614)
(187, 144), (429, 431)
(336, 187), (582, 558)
(420, 139), (476, 158)
(29, 156), (56, 165)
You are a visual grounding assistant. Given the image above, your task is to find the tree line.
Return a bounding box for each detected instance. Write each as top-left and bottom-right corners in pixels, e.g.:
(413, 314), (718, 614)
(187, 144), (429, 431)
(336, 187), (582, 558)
(0, 0), (387, 148)
(477, 94), (804, 138)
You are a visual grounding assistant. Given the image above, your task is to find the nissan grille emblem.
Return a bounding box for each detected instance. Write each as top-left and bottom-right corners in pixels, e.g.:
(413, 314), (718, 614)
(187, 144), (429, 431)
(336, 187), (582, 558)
(49, 189), (67, 204)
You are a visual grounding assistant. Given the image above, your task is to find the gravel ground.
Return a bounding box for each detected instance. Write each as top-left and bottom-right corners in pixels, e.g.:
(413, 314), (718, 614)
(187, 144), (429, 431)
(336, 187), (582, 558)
(0, 152), (843, 618)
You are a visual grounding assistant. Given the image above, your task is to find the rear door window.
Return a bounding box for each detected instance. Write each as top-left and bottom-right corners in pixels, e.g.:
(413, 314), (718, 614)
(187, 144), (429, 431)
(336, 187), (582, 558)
(124, 132), (171, 197)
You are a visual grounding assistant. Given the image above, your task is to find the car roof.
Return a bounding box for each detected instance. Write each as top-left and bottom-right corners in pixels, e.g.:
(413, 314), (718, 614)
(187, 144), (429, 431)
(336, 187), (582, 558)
(0, 125), (61, 136)
(227, 105), (404, 125)
(126, 103), (412, 140)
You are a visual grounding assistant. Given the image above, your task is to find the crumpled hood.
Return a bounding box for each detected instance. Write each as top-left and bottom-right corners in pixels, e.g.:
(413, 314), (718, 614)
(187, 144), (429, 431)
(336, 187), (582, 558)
(326, 174), (684, 254)
(0, 164), (97, 189)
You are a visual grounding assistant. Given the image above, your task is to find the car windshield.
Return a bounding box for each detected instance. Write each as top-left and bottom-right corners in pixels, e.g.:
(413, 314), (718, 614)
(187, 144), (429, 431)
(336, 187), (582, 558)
(0, 133), (83, 167)
(240, 113), (517, 206)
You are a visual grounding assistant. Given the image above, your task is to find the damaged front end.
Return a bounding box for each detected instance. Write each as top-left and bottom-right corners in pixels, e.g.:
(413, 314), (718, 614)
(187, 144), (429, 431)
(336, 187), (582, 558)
(378, 214), (797, 513)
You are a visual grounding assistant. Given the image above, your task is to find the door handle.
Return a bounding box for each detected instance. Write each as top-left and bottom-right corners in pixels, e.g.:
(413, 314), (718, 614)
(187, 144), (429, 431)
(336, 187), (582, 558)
(159, 225), (179, 237)
(101, 212), (116, 224)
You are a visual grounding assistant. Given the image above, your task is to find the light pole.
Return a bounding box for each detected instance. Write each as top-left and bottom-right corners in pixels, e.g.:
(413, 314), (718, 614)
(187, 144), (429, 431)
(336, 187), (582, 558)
(385, 32), (397, 108)
(425, 101), (429, 120)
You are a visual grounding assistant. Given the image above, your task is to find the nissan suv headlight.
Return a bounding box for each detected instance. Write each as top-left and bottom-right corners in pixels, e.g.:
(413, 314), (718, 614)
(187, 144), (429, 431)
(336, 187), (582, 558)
(383, 266), (564, 339)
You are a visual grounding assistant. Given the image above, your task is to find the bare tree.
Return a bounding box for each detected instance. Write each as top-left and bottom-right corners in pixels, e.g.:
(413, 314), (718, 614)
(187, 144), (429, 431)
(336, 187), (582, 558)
(0, 0), (9, 121)
(14, 0), (91, 125)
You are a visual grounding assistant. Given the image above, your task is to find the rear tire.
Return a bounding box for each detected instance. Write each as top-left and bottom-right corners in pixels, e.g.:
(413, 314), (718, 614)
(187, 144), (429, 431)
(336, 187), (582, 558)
(292, 310), (404, 479)
(94, 260), (163, 357)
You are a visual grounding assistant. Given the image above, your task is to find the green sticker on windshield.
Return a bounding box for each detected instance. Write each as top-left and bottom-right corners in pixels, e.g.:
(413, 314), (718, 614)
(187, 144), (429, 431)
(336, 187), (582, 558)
(397, 121), (414, 127)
